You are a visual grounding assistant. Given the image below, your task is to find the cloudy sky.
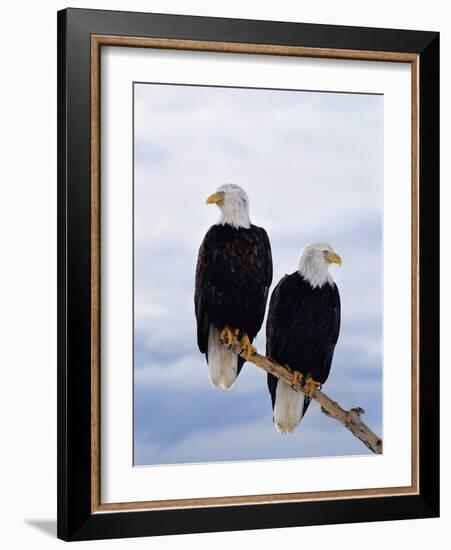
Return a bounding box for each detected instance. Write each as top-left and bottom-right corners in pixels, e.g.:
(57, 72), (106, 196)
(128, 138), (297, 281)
(133, 82), (383, 466)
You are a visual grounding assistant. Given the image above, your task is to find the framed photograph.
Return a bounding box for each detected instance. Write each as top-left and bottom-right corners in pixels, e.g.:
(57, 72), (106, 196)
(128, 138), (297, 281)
(57, 8), (439, 541)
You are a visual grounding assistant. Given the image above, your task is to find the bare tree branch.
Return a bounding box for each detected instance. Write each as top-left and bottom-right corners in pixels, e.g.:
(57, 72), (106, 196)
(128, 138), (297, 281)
(227, 338), (383, 455)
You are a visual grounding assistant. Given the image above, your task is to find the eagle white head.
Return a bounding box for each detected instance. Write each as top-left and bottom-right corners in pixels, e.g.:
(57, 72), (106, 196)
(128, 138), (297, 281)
(298, 242), (342, 289)
(206, 184), (251, 229)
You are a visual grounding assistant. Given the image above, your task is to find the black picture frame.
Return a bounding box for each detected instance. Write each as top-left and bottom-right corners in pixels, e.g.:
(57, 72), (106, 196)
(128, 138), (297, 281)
(57, 7), (439, 542)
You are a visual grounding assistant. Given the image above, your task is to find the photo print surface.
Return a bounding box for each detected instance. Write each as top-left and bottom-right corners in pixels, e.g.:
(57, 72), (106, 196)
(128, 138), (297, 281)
(133, 82), (383, 466)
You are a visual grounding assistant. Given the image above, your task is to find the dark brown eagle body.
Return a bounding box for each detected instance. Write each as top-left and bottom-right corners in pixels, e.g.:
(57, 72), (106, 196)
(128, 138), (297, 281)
(195, 223), (272, 374)
(266, 272), (341, 418)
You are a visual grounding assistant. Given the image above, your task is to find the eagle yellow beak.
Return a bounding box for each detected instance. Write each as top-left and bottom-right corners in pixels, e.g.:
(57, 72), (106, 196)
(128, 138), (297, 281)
(206, 191), (224, 205)
(325, 251), (342, 266)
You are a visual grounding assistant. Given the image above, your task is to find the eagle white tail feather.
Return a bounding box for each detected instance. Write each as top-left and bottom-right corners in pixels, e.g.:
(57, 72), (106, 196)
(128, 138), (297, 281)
(207, 325), (238, 389)
(273, 380), (305, 433)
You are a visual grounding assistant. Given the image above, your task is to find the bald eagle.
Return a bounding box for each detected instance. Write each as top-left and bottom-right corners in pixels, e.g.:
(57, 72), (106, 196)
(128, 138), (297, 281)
(266, 243), (341, 433)
(195, 184), (273, 389)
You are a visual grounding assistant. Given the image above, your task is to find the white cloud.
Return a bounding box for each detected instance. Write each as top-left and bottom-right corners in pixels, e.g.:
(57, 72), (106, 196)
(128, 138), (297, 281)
(135, 351), (279, 396)
(135, 410), (374, 466)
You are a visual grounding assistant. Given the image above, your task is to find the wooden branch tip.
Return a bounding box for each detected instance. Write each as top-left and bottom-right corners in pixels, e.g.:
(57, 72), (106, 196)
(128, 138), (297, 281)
(223, 336), (383, 455)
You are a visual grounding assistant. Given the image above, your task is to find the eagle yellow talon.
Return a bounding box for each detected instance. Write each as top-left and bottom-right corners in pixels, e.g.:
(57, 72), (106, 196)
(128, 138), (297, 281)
(219, 326), (234, 346)
(291, 371), (303, 388)
(239, 333), (256, 360)
(303, 376), (322, 397)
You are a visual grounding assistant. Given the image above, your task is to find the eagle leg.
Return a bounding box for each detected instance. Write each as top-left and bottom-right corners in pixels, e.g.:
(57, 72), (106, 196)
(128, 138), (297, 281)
(291, 371), (303, 388)
(302, 376), (322, 397)
(219, 326), (234, 346)
(239, 333), (256, 361)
